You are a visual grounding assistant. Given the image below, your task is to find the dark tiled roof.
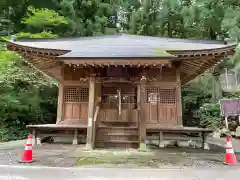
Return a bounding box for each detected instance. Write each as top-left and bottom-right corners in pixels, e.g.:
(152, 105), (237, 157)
(11, 34), (233, 58)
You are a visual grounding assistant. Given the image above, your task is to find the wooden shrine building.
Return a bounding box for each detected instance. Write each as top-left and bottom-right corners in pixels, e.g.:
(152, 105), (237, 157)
(6, 34), (237, 149)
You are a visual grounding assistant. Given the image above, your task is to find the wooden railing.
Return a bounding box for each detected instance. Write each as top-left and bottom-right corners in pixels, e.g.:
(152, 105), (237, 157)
(92, 106), (100, 148)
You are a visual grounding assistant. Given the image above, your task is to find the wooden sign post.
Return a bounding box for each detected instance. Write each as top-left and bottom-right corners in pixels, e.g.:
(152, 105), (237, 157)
(220, 99), (240, 130)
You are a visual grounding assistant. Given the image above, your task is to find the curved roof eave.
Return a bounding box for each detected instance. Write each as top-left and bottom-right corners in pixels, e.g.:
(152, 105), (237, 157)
(167, 43), (237, 56)
(6, 40), (71, 54)
(6, 40), (237, 59)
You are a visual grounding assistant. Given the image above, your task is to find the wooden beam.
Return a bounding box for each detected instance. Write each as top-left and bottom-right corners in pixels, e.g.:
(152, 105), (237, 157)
(85, 75), (96, 150)
(29, 57), (53, 64)
(183, 61), (211, 69)
(36, 62), (58, 69)
(181, 56), (222, 76)
(139, 76), (147, 149)
(63, 59), (170, 66)
(182, 57), (219, 84)
(186, 58), (219, 67)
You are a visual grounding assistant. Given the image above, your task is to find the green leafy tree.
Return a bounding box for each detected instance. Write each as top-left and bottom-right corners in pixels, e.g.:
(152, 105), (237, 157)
(0, 51), (58, 141)
(22, 6), (68, 33)
(55, 0), (121, 36)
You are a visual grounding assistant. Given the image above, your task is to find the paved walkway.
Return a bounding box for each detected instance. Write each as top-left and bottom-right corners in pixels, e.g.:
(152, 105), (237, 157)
(0, 165), (240, 180)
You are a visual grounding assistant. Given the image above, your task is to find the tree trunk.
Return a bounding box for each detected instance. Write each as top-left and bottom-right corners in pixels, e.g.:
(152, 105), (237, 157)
(209, 30), (221, 103)
(209, 28), (217, 40)
(211, 73), (222, 103)
(168, 20), (172, 37)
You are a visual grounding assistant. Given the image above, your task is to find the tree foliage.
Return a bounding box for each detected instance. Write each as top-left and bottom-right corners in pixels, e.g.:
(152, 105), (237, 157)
(0, 51), (57, 141)
(16, 31), (58, 39)
(23, 7), (68, 32)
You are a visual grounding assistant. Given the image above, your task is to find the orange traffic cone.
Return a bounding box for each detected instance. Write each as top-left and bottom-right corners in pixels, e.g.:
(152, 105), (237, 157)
(19, 135), (33, 163)
(224, 137), (237, 166)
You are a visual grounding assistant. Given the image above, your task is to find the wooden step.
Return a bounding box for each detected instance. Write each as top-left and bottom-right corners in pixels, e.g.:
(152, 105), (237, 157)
(95, 122), (139, 148)
(97, 128), (138, 135)
(99, 133), (138, 136)
(100, 120), (136, 123)
(99, 121), (137, 126)
(95, 141), (139, 149)
(97, 134), (139, 141)
(97, 140), (139, 143)
(98, 125), (138, 129)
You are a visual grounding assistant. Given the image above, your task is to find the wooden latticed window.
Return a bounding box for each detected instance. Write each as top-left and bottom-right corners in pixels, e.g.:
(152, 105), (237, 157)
(145, 87), (176, 104)
(64, 87), (89, 102)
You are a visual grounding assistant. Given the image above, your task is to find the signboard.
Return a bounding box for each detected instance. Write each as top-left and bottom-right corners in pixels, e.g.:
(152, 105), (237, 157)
(220, 99), (240, 116)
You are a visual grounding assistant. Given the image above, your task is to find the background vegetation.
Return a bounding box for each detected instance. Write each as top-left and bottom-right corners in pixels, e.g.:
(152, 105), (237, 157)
(0, 0), (240, 141)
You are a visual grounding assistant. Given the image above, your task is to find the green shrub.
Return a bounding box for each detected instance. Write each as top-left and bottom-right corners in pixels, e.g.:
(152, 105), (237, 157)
(16, 31), (57, 39)
(198, 102), (222, 130)
(0, 50), (58, 142)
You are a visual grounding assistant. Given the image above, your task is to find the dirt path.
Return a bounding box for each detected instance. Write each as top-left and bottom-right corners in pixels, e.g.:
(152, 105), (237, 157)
(1, 142), (239, 168)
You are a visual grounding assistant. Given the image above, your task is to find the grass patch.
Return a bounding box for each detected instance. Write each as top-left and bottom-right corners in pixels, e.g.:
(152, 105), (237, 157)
(77, 157), (107, 166)
(74, 148), (227, 168)
(76, 150), (155, 167)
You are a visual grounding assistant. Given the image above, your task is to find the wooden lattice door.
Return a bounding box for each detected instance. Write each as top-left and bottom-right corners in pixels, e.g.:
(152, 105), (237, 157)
(63, 86), (89, 124)
(99, 85), (138, 122)
(145, 87), (177, 125)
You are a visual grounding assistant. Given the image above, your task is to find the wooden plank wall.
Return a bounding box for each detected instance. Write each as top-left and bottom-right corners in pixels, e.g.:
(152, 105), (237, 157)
(144, 66), (180, 126)
(62, 66), (89, 125)
(60, 65), (182, 126)
(62, 85), (89, 124)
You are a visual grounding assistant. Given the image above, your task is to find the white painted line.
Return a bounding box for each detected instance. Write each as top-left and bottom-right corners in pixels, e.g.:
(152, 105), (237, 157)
(0, 165), (183, 171)
(0, 165), (237, 171)
(0, 175), (28, 180)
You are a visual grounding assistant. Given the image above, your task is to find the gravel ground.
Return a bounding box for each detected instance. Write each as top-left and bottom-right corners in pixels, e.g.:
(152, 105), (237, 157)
(0, 144), (78, 167)
(0, 142), (239, 168)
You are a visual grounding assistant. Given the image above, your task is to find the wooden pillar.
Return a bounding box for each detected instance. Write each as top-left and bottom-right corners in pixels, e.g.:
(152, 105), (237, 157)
(56, 81), (64, 124)
(159, 131), (164, 148)
(56, 64), (64, 124)
(176, 66), (183, 126)
(32, 129), (37, 146)
(201, 131), (209, 150)
(85, 75), (95, 150)
(73, 129), (78, 145)
(92, 83), (101, 148)
(139, 76), (147, 149)
(118, 89), (122, 121)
